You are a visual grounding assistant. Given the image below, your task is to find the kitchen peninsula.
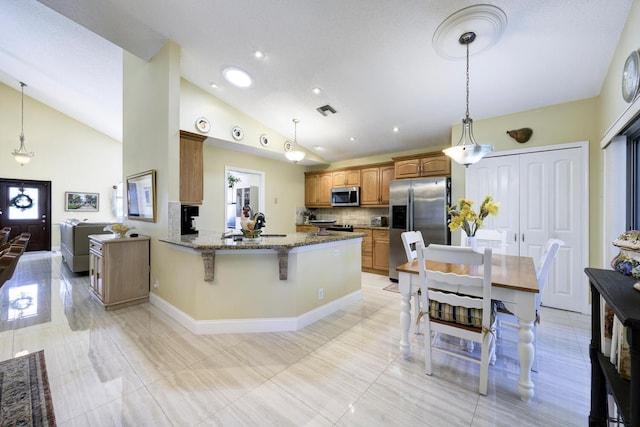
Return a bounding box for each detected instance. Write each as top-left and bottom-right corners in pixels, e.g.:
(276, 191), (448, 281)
(157, 231), (365, 334)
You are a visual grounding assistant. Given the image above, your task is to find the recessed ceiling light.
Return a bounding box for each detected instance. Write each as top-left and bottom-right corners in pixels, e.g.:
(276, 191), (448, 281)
(254, 50), (265, 59)
(312, 87), (322, 95)
(349, 137), (357, 142)
(210, 83), (219, 89)
(393, 126), (399, 132)
(313, 145), (324, 151)
(222, 67), (253, 88)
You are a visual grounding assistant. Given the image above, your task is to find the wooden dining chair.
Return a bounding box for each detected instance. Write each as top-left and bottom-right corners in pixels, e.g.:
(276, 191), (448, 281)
(400, 231), (426, 332)
(417, 243), (496, 395)
(461, 229), (508, 254)
(496, 238), (564, 371)
(0, 227), (11, 245)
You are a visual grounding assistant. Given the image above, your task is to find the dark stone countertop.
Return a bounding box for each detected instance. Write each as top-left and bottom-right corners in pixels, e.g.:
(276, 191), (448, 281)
(160, 230), (365, 251)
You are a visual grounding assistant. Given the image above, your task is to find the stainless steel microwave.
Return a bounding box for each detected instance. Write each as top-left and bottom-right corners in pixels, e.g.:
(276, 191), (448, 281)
(331, 186), (360, 207)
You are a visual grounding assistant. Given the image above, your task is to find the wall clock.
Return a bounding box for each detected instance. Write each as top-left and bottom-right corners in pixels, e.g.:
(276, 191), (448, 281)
(622, 50), (640, 103)
(231, 126), (244, 140)
(195, 117), (210, 133)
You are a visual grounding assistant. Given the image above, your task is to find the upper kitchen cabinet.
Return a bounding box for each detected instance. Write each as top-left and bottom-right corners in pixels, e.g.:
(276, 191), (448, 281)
(332, 169), (361, 187)
(180, 131), (206, 205)
(304, 172), (332, 207)
(393, 152), (450, 179)
(360, 162), (394, 206)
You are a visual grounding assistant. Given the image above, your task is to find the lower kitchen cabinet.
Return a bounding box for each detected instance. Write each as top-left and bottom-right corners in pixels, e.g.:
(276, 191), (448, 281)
(89, 234), (150, 310)
(355, 228), (373, 269)
(372, 229), (389, 272)
(356, 228), (388, 275)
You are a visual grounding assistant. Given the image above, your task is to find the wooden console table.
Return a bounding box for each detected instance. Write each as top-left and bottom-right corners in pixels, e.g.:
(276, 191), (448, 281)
(585, 268), (640, 426)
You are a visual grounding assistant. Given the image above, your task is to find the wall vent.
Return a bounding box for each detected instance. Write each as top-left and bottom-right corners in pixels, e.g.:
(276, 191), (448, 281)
(316, 104), (337, 116)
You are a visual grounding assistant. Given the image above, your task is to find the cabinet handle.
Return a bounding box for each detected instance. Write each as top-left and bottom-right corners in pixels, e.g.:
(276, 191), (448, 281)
(522, 233), (525, 242)
(514, 233), (517, 242)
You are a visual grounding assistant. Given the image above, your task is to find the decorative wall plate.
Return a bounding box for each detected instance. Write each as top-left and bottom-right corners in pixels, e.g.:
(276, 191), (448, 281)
(259, 134), (270, 147)
(283, 140), (293, 152)
(195, 117), (210, 133)
(231, 126), (244, 140)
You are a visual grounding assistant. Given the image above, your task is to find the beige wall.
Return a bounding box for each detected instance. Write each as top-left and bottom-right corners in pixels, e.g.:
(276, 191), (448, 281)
(180, 79), (326, 165)
(123, 42), (183, 302)
(0, 82), (121, 247)
(449, 98), (599, 261)
(198, 146), (305, 233)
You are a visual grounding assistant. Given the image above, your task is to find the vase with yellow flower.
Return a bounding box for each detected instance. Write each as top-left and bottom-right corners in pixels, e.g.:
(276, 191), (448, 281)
(447, 196), (500, 251)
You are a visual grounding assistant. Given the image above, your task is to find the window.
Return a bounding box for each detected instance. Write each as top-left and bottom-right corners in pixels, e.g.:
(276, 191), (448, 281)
(626, 125), (640, 229)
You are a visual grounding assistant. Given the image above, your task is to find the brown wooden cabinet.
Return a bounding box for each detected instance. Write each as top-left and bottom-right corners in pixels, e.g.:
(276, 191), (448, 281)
(361, 163), (394, 206)
(89, 234), (150, 310)
(180, 131), (206, 205)
(372, 229), (389, 272)
(393, 152), (450, 179)
(304, 172), (332, 207)
(332, 169), (360, 187)
(355, 228), (373, 269)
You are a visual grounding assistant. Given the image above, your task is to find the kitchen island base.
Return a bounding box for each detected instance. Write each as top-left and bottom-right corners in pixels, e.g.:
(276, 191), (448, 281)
(154, 236), (363, 334)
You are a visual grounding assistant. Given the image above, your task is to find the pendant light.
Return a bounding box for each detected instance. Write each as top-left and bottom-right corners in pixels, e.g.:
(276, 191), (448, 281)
(285, 118), (306, 163)
(12, 82), (34, 166)
(443, 32), (493, 167)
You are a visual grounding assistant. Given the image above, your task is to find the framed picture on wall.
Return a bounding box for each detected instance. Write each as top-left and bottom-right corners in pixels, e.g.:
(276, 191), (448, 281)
(126, 170), (157, 222)
(65, 192), (99, 212)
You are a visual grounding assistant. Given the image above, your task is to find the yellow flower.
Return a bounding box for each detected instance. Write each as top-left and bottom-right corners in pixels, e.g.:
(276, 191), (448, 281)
(447, 196), (500, 237)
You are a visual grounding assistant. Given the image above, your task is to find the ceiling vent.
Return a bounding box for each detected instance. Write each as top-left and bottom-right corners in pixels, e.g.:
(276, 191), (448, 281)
(316, 104), (337, 116)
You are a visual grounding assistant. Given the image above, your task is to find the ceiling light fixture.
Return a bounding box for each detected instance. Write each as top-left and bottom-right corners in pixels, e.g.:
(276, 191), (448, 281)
(12, 82), (34, 166)
(443, 31), (493, 167)
(393, 126), (399, 133)
(285, 119), (305, 163)
(222, 67), (252, 88)
(312, 87), (322, 95)
(254, 50), (265, 59)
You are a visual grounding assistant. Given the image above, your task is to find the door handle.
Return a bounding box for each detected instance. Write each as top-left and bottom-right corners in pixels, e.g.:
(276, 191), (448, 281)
(522, 233), (525, 242)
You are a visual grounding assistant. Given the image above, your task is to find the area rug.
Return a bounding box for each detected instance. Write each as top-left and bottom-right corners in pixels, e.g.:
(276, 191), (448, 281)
(383, 282), (399, 293)
(0, 350), (56, 426)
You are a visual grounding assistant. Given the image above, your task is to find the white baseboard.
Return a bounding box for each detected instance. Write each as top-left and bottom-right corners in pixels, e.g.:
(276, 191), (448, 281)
(149, 290), (363, 334)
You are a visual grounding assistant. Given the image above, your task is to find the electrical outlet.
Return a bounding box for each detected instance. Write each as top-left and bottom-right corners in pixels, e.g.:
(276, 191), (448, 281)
(153, 280), (159, 289)
(318, 288), (324, 300)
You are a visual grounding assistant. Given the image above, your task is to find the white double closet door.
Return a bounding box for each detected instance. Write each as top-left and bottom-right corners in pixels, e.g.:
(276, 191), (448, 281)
(465, 142), (589, 313)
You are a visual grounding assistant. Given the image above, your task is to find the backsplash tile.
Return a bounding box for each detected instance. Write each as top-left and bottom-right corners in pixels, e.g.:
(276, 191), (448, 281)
(296, 207), (388, 226)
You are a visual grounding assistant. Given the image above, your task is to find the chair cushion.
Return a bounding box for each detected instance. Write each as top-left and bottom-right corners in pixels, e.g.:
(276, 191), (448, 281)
(429, 300), (496, 328)
(429, 301), (482, 327)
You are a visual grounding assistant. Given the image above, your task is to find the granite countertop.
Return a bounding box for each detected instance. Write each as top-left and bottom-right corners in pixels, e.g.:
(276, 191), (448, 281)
(160, 230), (366, 251)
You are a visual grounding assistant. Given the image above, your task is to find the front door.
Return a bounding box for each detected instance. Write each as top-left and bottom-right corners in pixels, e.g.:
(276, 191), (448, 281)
(0, 179), (51, 251)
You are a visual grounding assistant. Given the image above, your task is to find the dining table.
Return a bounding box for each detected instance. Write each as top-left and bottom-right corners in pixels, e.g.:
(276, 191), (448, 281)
(395, 253), (539, 402)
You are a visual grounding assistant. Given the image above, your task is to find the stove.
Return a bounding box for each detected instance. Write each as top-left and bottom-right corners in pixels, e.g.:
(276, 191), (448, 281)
(326, 224), (354, 232)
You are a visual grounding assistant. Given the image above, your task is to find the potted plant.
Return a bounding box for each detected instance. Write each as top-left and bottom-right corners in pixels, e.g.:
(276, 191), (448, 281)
(227, 174), (241, 188)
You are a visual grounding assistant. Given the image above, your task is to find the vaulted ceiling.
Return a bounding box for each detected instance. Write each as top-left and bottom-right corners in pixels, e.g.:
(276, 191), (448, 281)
(0, 0), (632, 162)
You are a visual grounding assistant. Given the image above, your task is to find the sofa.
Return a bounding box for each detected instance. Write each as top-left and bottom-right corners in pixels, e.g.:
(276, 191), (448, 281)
(60, 220), (113, 273)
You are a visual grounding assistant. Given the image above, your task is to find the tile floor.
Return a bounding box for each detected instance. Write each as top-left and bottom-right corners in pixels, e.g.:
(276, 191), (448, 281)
(0, 251), (591, 426)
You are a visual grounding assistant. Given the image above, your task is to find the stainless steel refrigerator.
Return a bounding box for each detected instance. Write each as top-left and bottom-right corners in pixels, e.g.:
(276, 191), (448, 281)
(388, 177), (451, 281)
